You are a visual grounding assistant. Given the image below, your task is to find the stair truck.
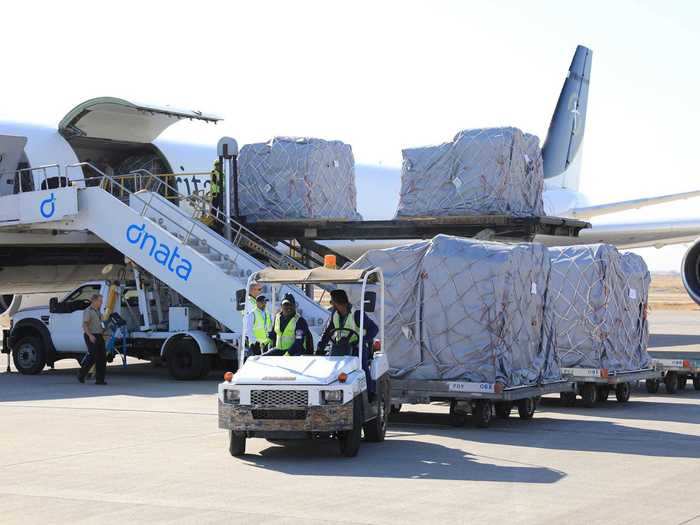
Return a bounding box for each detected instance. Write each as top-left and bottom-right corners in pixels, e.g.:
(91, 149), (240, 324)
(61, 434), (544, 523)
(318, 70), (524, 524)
(218, 266), (390, 457)
(0, 165), (330, 378)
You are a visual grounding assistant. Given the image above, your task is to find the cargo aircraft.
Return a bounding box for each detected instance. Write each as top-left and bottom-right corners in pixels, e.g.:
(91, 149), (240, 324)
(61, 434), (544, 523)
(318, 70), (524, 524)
(3, 44), (700, 326)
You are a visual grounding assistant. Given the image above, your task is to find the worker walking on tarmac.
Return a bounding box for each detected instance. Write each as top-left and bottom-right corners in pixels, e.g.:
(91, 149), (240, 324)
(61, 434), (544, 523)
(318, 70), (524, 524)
(77, 294), (108, 385)
(316, 289), (378, 392)
(266, 293), (314, 356)
(210, 159), (224, 224)
(244, 295), (272, 355)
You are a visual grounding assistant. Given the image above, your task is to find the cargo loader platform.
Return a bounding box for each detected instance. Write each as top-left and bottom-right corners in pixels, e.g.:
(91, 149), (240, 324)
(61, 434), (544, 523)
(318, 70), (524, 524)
(246, 215), (590, 242)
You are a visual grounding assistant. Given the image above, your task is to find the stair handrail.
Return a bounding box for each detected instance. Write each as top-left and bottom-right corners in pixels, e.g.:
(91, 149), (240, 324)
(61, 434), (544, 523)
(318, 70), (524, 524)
(64, 163), (309, 274)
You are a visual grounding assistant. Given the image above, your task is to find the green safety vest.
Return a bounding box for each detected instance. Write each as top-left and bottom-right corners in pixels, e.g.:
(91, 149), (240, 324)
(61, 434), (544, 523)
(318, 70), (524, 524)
(241, 295), (257, 316)
(274, 313), (300, 352)
(332, 310), (364, 345)
(252, 308), (272, 344)
(210, 169), (222, 196)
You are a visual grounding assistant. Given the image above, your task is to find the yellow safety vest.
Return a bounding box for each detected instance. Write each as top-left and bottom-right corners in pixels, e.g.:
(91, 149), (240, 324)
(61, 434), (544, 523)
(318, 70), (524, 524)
(252, 308), (272, 344)
(332, 311), (364, 345)
(274, 313), (299, 352)
(210, 169), (222, 196)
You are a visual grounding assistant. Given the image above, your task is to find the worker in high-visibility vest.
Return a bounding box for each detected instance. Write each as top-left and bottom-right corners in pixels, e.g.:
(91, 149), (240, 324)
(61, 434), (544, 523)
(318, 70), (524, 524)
(266, 293), (313, 356)
(316, 289), (378, 393)
(210, 160), (224, 223)
(244, 295), (272, 355)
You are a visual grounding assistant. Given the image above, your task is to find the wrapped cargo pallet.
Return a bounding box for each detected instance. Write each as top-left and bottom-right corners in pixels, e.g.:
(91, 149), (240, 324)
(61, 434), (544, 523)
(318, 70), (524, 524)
(546, 245), (651, 371)
(237, 137), (362, 221)
(350, 235), (560, 387)
(395, 127), (545, 218)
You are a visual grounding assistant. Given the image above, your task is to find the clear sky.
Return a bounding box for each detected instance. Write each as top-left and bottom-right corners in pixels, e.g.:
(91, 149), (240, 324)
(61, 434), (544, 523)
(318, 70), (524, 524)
(3, 0), (699, 270)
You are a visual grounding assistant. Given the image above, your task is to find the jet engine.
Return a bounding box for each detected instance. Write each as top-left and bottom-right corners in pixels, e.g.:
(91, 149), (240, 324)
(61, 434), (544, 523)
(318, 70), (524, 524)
(681, 239), (700, 305)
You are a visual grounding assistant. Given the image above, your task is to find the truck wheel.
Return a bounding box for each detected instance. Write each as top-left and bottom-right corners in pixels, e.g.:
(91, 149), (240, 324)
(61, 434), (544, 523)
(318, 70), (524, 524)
(229, 430), (246, 457)
(597, 385), (610, 403)
(694, 375), (700, 391)
(645, 379), (660, 394)
(664, 372), (678, 394)
(677, 375), (687, 391)
(198, 354), (212, 379)
(495, 402), (512, 419)
(167, 341), (205, 380)
(615, 382), (631, 403)
(339, 397), (363, 457)
(448, 399), (468, 427)
(12, 336), (46, 375)
(560, 391), (577, 407)
(581, 384), (597, 408)
(364, 379), (389, 442)
(473, 399), (492, 428)
(517, 398), (536, 419)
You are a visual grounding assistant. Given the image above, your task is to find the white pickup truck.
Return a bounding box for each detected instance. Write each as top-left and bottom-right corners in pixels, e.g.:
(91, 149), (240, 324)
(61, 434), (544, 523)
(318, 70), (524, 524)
(3, 267), (237, 379)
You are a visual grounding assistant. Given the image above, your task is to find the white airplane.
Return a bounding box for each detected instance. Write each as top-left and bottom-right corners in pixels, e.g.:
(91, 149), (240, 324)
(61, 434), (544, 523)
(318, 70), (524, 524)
(2, 44), (700, 327)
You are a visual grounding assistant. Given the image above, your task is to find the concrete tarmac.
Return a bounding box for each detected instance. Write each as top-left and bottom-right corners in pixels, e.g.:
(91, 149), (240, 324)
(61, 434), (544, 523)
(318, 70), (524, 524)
(1, 311), (700, 525)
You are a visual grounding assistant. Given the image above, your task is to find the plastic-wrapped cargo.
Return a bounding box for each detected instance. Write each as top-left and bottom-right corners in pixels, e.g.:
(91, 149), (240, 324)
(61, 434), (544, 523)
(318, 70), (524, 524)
(350, 235), (560, 386)
(395, 127), (545, 218)
(237, 137), (362, 221)
(545, 245), (651, 371)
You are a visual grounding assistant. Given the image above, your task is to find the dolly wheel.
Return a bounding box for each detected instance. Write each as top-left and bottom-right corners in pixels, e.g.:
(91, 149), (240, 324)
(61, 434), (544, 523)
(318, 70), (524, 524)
(581, 384), (597, 408)
(560, 391), (577, 407)
(664, 372), (678, 394)
(694, 375), (700, 391)
(615, 382), (631, 403)
(645, 379), (659, 394)
(597, 385), (610, 403)
(495, 402), (512, 419)
(517, 398), (536, 419)
(448, 400), (468, 427)
(678, 375), (687, 391)
(473, 399), (492, 428)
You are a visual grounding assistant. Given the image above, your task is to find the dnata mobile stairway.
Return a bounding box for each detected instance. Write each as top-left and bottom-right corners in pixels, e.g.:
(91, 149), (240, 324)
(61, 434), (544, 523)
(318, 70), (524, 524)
(0, 164), (329, 378)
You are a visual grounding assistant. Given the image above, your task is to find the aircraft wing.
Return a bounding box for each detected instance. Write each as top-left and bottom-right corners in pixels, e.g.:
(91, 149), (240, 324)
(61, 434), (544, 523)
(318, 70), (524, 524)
(570, 190), (700, 219)
(536, 219), (700, 249)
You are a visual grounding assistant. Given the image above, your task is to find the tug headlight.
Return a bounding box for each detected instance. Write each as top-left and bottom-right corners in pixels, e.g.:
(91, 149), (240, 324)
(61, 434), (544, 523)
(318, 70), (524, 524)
(224, 389), (240, 404)
(322, 390), (343, 404)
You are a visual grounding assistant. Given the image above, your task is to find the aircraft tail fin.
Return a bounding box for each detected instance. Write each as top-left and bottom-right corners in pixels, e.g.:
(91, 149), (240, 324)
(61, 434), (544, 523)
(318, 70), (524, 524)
(541, 45), (592, 191)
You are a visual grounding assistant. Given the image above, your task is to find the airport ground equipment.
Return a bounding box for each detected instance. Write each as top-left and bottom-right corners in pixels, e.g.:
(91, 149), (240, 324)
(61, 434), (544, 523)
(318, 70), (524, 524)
(0, 164), (329, 377)
(648, 358), (700, 394)
(390, 378), (576, 428)
(218, 266), (389, 457)
(559, 367), (662, 407)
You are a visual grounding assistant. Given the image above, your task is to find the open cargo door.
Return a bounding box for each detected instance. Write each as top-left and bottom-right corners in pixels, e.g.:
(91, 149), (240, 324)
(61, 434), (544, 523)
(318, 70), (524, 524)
(59, 97), (220, 143)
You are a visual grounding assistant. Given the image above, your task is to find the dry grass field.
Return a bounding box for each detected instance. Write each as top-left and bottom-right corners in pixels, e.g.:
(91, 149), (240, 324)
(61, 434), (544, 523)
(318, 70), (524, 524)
(649, 273), (698, 311)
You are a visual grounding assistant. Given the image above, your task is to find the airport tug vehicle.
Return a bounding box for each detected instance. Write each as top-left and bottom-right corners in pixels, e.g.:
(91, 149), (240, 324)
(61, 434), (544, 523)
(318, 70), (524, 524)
(218, 266), (390, 457)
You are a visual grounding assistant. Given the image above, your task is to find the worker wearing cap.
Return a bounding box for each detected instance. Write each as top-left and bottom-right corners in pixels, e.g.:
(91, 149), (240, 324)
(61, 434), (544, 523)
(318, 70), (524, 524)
(245, 294), (272, 355)
(210, 160), (223, 222)
(316, 289), (378, 392)
(266, 293), (313, 356)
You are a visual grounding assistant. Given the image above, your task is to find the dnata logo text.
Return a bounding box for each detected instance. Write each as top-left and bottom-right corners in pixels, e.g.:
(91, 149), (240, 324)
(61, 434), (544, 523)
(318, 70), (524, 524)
(126, 224), (193, 281)
(40, 193), (56, 219)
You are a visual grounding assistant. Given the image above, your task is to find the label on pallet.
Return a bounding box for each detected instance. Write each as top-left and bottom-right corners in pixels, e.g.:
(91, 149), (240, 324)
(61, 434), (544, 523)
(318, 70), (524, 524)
(447, 382), (495, 394)
(652, 358), (686, 369)
(561, 367), (602, 378)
